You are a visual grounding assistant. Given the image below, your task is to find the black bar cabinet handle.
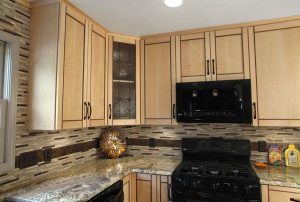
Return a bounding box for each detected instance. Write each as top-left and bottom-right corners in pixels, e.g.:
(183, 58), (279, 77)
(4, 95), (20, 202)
(87, 102), (91, 120)
(253, 102), (257, 119)
(206, 60), (210, 75)
(109, 104), (112, 119)
(173, 104), (176, 119)
(168, 183), (172, 201)
(290, 198), (300, 202)
(89, 102), (92, 119)
(83, 102), (88, 120)
(212, 59), (215, 74)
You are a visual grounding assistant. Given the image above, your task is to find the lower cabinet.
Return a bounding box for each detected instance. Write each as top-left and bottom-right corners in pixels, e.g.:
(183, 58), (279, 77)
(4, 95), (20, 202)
(123, 173), (171, 202)
(262, 185), (300, 202)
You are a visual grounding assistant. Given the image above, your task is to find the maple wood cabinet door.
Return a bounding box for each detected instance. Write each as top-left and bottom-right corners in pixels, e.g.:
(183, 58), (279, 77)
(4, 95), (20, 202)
(176, 33), (209, 82)
(211, 28), (250, 81)
(62, 8), (87, 129)
(88, 24), (106, 127)
(142, 37), (176, 125)
(250, 20), (300, 127)
(136, 174), (153, 202)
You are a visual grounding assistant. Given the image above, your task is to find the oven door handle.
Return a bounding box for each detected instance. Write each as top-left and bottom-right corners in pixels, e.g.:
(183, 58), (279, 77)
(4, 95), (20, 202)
(168, 183), (172, 201)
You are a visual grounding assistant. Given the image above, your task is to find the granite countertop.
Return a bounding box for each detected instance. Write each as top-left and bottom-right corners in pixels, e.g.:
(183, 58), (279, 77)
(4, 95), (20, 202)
(5, 156), (180, 202)
(5, 156), (300, 202)
(253, 164), (300, 188)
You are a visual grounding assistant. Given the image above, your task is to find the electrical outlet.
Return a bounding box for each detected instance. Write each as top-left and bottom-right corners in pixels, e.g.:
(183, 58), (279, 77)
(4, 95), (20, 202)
(258, 141), (267, 152)
(149, 138), (156, 147)
(44, 147), (52, 163)
(19, 151), (38, 168)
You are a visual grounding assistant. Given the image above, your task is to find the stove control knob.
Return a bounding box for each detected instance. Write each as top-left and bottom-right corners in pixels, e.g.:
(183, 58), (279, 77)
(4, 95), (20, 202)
(176, 177), (186, 187)
(246, 185), (259, 194)
(233, 184), (239, 193)
(212, 182), (221, 191)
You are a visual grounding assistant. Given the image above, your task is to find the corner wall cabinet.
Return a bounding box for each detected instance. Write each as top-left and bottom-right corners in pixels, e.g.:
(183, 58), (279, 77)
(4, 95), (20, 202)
(107, 35), (140, 125)
(141, 37), (177, 125)
(175, 28), (250, 82)
(249, 20), (300, 127)
(29, 2), (107, 130)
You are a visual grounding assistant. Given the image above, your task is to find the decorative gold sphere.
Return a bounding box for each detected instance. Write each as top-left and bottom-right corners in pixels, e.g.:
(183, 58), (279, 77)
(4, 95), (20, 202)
(100, 130), (126, 159)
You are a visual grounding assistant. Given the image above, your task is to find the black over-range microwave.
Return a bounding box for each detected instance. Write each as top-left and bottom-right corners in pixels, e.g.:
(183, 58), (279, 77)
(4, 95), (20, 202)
(176, 79), (252, 123)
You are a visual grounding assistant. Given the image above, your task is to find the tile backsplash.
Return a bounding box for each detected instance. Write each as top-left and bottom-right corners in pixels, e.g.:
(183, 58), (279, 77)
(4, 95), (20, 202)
(116, 123), (300, 163)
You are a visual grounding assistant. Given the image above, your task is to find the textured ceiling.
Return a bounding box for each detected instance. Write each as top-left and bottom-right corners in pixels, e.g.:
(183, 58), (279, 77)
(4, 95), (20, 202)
(69, 0), (300, 36)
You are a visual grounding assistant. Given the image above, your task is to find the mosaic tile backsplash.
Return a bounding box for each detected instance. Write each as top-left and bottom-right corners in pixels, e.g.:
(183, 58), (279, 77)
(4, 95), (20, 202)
(116, 123), (300, 163)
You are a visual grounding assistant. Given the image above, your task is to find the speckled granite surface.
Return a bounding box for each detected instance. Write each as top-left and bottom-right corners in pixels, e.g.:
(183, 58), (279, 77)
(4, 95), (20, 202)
(253, 165), (300, 188)
(5, 156), (180, 202)
(5, 156), (300, 202)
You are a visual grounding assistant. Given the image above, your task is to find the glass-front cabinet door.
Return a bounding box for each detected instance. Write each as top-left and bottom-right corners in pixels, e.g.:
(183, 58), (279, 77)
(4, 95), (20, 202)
(107, 35), (140, 125)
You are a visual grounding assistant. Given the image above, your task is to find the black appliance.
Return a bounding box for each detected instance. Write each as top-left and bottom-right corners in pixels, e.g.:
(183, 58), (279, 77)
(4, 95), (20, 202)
(171, 138), (261, 202)
(176, 79), (252, 123)
(87, 180), (124, 202)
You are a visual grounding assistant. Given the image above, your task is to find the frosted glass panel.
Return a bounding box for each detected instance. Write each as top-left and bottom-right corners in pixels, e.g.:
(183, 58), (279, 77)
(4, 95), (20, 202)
(112, 42), (136, 119)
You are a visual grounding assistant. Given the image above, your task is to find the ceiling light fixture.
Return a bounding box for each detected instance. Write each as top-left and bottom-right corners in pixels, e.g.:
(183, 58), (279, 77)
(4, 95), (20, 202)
(164, 0), (183, 8)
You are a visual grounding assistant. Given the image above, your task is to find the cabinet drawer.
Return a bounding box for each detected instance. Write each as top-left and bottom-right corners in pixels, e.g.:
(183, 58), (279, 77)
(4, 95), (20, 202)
(269, 190), (300, 202)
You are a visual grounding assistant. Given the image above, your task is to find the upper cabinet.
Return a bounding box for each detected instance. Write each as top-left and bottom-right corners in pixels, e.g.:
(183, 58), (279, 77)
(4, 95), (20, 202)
(141, 37), (177, 125)
(176, 28), (250, 82)
(249, 20), (300, 127)
(62, 7), (87, 129)
(107, 35), (140, 125)
(29, 2), (107, 130)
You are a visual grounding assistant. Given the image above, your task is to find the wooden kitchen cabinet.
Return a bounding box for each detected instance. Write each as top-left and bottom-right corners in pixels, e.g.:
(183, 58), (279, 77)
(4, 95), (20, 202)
(175, 33), (208, 82)
(261, 185), (300, 202)
(61, 5), (87, 129)
(107, 35), (140, 126)
(131, 173), (171, 202)
(249, 20), (300, 127)
(141, 37), (177, 125)
(29, 2), (107, 130)
(88, 23), (107, 127)
(123, 174), (131, 202)
(176, 27), (250, 82)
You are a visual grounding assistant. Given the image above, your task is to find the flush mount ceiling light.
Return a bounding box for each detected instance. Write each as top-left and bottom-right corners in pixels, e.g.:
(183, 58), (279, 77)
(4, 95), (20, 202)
(164, 0), (183, 8)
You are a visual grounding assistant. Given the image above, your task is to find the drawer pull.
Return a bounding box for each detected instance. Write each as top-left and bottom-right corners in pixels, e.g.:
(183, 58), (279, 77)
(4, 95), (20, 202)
(83, 102), (88, 120)
(212, 59), (215, 74)
(290, 198), (300, 202)
(206, 60), (210, 75)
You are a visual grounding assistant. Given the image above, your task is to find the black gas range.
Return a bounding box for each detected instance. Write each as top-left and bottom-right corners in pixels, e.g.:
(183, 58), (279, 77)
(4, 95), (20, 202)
(171, 138), (261, 202)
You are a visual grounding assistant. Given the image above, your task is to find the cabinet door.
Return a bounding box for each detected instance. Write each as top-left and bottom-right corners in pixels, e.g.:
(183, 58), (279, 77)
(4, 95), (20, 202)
(269, 186), (300, 202)
(211, 28), (250, 81)
(252, 20), (300, 127)
(176, 33), (209, 82)
(157, 176), (171, 202)
(107, 36), (140, 126)
(62, 8), (86, 129)
(136, 174), (153, 202)
(88, 24), (106, 127)
(123, 174), (131, 202)
(143, 37), (176, 125)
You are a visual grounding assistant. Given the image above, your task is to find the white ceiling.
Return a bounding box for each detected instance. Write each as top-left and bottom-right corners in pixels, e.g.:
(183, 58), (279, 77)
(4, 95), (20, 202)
(69, 0), (300, 36)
